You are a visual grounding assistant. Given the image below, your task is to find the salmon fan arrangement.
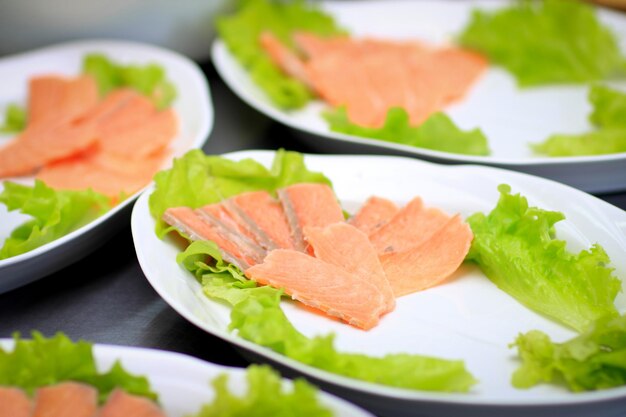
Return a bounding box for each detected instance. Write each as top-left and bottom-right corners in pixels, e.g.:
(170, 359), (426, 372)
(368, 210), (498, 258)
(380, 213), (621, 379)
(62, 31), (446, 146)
(260, 31), (487, 128)
(0, 74), (178, 200)
(0, 383), (165, 417)
(163, 183), (473, 330)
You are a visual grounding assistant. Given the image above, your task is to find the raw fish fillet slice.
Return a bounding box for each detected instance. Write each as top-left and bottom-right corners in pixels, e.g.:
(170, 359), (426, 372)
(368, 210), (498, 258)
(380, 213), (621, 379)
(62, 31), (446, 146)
(0, 387), (31, 417)
(162, 206), (256, 270)
(99, 389), (166, 417)
(369, 197), (450, 254)
(196, 204), (267, 264)
(304, 222), (395, 313)
(224, 190), (296, 250)
(348, 196), (399, 235)
(380, 215), (473, 296)
(246, 249), (386, 330)
(27, 75), (99, 127)
(277, 183), (344, 253)
(32, 382), (97, 417)
(259, 32), (313, 87)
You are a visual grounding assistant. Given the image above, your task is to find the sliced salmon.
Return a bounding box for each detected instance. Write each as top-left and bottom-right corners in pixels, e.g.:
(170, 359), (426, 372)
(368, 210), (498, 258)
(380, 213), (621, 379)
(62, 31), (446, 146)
(380, 215), (473, 296)
(259, 32), (313, 87)
(304, 222), (395, 313)
(223, 191), (295, 250)
(32, 382), (97, 417)
(369, 197), (451, 254)
(162, 206), (258, 270)
(27, 75), (99, 127)
(277, 183), (344, 253)
(99, 389), (165, 417)
(348, 196), (399, 235)
(246, 249), (386, 329)
(0, 387), (31, 417)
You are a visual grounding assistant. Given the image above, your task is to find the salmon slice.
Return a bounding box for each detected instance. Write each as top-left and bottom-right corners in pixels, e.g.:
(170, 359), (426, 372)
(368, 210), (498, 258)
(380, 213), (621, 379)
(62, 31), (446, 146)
(380, 215), (473, 296)
(348, 196), (399, 235)
(99, 389), (165, 417)
(27, 75), (99, 127)
(246, 249), (386, 329)
(259, 32), (312, 87)
(304, 222), (395, 313)
(0, 387), (31, 417)
(196, 204), (267, 263)
(162, 206), (257, 270)
(369, 197), (451, 254)
(32, 382), (97, 417)
(223, 191), (295, 250)
(277, 183), (344, 253)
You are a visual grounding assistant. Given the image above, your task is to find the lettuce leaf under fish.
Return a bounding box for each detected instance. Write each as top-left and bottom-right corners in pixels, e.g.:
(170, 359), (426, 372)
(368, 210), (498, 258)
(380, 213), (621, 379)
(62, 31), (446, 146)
(0, 332), (157, 402)
(0, 104), (27, 134)
(466, 184), (621, 332)
(533, 85), (626, 156)
(190, 365), (333, 417)
(177, 242), (478, 393)
(458, 0), (626, 86)
(511, 314), (626, 391)
(324, 107), (490, 156)
(82, 53), (177, 109)
(149, 149), (331, 237)
(0, 180), (112, 260)
(216, 0), (344, 109)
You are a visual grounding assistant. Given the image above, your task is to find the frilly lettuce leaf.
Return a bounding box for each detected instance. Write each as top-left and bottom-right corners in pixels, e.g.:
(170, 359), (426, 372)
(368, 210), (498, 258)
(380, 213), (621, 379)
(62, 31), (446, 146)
(512, 314), (626, 391)
(0, 180), (111, 260)
(149, 149), (331, 237)
(216, 0), (345, 109)
(0, 103), (27, 134)
(190, 364), (332, 417)
(458, 0), (626, 86)
(82, 53), (176, 109)
(533, 85), (626, 156)
(0, 332), (157, 402)
(324, 107), (490, 156)
(176, 242), (477, 393)
(466, 184), (621, 332)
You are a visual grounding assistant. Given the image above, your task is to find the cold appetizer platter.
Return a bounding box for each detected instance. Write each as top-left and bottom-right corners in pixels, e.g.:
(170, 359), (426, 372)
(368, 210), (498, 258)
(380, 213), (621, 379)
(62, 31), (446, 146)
(212, 0), (626, 192)
(0, 332), (373, 417)
(0, 39), (212, 293)
(132, 149), (626, 417)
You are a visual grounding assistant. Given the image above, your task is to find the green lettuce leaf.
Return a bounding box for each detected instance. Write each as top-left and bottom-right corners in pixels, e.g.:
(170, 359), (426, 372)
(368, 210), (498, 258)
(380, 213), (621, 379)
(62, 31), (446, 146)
(466, 184), (621, 332)
(324, 107), (490, 156)
(458, 0), (626, 86)
(216, 0), (344, 109)
(0, 104), (27, 134)
(0, 180), (112, 260)
(190, 364), (332, 417)
(82, 53), (176, 109)
(0, 332), (157, 402)
(512, 314), (626, 391)
(533, 85), (626, 156)
(176, 243), (477, 393)
(149, 149), (331, 237)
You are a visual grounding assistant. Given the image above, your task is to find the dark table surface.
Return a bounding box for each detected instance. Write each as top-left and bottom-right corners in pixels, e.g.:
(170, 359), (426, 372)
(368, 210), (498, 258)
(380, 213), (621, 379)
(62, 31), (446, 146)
(1, 61), (626, 408)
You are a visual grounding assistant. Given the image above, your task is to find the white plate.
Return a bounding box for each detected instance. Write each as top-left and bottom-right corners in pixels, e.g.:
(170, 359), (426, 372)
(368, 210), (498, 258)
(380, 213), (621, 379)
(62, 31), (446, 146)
(132, 150), (626, 417)
(0, 339), (373, 417)
(0, 39), (213, 294)
(211, 0), (626, 193)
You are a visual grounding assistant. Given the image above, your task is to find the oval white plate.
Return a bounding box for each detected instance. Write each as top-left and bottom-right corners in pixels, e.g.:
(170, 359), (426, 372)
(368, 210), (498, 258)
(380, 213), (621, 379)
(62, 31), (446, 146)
(132, 150), (626, 417)
(211, 0), (626, 193)
(0, 339), (373, 417)
(0, 39), (213, 294)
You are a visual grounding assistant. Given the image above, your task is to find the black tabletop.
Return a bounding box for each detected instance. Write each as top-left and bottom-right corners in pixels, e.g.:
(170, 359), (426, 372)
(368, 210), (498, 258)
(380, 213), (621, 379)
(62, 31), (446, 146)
(1, 61), (626, 403)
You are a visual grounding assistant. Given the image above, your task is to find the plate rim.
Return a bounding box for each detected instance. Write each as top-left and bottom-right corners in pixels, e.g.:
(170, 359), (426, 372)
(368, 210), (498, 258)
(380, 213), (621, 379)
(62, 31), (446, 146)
(131, 149), (626, 408)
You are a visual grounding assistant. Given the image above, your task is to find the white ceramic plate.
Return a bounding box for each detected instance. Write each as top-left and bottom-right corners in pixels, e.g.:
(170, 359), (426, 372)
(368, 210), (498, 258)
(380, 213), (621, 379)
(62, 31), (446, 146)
(0, 339), (373, 417)
(132, 150), (626, 417)
(211, 0), (626, 193)
(0, 39), (213, 294)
